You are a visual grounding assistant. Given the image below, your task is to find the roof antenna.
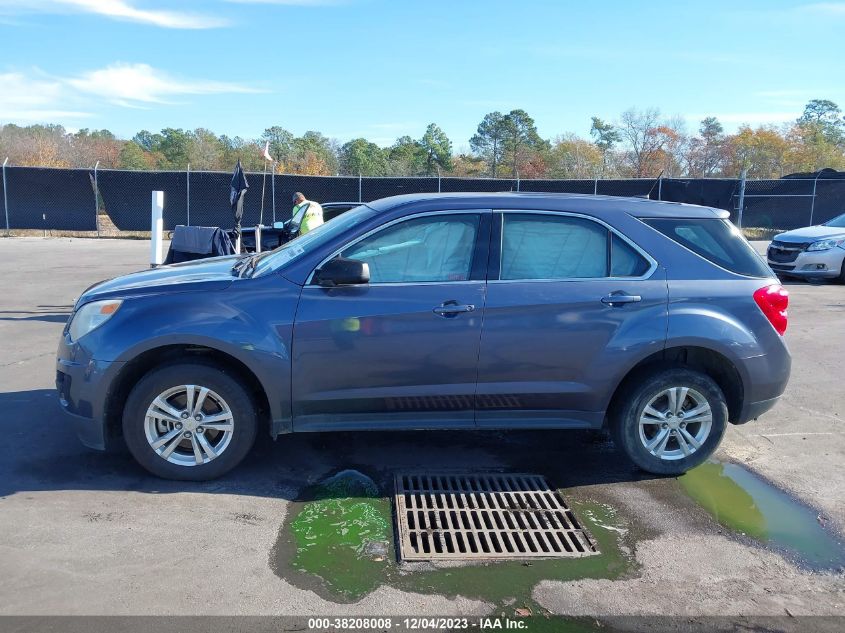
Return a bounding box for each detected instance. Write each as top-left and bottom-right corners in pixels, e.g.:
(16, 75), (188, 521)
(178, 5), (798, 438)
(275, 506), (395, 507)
(645, 170), (665, 199)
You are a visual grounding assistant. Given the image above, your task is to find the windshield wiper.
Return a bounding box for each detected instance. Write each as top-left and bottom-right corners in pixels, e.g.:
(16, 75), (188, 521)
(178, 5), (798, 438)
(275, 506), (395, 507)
(241, 255), (259, 278)
(230, 254), (254, 276)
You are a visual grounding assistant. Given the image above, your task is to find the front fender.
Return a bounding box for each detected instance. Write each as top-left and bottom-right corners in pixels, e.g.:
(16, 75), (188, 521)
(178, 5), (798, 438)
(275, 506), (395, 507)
(78, 273), (301, 431)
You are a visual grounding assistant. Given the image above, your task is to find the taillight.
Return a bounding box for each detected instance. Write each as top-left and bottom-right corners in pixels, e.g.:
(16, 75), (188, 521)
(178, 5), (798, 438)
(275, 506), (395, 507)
(753, 284), (789, 335)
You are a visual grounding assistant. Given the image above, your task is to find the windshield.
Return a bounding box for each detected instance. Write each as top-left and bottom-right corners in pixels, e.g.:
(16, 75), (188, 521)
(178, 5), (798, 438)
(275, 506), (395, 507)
(251, 204), (375, 277)
(823, 213), (845, 228)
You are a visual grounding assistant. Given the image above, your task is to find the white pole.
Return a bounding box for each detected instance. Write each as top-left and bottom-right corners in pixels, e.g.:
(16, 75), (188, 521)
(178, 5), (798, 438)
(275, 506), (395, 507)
(255, 224), (262, 253)
(186, 163), (191, 226)
(271, 163), (276, 224)
(94, 160), (100, 237)
(2, 158), (9, 236)
(151, 190), (164, 268)
(260, 160), (267, 227)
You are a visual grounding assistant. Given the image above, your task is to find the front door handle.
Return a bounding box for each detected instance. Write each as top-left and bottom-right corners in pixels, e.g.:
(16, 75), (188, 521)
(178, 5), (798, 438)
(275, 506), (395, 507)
(433, 301), (475, 317)
(601, 292), (642, 306)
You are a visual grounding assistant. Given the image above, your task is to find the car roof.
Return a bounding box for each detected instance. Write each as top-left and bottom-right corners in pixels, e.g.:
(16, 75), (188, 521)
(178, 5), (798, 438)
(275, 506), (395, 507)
(365, 192), (730, 219)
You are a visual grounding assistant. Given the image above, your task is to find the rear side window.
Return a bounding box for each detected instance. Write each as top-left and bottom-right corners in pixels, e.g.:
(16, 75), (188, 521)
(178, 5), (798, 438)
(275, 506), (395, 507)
(501, 215), (606, 279)
(611, 233), (650, 277)
(499, 214), (652, 280)
(645, 218), (771, 277)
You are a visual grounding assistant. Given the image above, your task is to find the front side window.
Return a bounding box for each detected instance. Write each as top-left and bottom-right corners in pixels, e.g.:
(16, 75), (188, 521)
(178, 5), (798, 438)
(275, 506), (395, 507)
(253, 204), (374, 277)
(339, 214), (480, 283)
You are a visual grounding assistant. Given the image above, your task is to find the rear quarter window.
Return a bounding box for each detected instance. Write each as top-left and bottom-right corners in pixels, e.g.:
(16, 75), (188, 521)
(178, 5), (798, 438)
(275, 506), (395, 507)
(644, 218), (772, 278)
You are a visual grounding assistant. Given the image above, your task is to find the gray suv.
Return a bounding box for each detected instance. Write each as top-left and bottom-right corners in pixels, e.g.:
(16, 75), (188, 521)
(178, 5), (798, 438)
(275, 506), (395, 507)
(56, 193), (791, 480)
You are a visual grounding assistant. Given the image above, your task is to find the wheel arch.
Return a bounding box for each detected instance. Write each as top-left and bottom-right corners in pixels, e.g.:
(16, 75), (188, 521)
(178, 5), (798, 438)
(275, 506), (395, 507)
(104, 344), (272, 447)
(606, 345), (744, 425)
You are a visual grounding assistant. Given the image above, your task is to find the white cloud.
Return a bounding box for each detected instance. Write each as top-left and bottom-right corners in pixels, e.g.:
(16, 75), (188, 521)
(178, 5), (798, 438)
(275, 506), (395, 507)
(796, 2), (845, 16)
(0, 63), (264, 124)
(66, 62), (264, 105)
(0, 0), (228, 29)
(0, 71), (92, 122)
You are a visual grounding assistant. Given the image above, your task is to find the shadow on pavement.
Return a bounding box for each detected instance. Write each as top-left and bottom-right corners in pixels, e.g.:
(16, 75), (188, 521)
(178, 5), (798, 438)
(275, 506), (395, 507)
(0, 388), (658, 500)
(0, 305), (72, 324)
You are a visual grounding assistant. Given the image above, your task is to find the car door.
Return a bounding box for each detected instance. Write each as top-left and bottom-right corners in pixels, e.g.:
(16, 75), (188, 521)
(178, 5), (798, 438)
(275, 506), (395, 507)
(475, 210), (668, 429)
(291, 210), (491, 431)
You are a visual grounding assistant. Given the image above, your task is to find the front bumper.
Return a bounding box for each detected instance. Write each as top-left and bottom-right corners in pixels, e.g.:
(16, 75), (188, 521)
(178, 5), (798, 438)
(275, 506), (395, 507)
(768, 247), (845, 279)
(56, 335), (124, 451)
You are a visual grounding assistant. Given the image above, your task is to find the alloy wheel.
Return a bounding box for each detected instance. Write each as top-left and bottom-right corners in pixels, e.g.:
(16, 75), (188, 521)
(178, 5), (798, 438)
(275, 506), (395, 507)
(638, 386), (713, 461)
(143, 385), (235, 466)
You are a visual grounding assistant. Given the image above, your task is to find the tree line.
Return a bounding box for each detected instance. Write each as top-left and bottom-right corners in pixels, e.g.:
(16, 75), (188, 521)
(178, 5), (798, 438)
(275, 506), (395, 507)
(1, 99), (843, 179)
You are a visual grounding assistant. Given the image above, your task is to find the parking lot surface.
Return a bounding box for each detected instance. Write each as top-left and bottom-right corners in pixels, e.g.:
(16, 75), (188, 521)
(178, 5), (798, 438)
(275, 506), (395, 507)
(0, 237), (843, 620)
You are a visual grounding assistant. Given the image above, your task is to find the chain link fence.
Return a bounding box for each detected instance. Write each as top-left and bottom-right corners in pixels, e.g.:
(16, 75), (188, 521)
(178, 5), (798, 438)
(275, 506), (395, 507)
(734, 175), (845, 230)
(1, 163), (843, 235)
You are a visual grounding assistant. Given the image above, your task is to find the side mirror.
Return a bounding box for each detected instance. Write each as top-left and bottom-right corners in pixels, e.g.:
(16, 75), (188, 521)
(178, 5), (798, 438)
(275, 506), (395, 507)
(314, 257), (370, 287)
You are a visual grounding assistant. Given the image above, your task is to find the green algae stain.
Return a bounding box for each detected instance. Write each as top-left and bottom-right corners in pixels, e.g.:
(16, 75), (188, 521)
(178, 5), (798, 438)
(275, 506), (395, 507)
(286, 470), (392, 600)
(680, 460), (845, 570)
(274, 473), (638, 606)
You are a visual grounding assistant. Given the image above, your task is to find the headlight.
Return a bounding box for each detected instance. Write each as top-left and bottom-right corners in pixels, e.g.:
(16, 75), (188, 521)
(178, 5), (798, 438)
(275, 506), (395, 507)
(68, 299), (122, 342)
(807, 238), (845, 251)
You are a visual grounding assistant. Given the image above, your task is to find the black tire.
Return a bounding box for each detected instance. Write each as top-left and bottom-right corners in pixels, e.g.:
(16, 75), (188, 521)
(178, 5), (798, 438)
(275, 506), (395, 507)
(837, 258), (845, 284)
(122, 362), (257, 481)
(610, 368), (728, 476)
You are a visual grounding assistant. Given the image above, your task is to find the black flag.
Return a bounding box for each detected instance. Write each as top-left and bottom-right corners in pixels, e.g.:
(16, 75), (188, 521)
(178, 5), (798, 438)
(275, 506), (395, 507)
(230, 159), (249, 241)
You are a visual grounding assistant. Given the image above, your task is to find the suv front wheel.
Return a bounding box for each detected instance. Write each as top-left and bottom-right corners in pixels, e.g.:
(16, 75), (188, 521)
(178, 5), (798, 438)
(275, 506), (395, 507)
(123, 362), (258, 480)
(611, 368), (728, 475)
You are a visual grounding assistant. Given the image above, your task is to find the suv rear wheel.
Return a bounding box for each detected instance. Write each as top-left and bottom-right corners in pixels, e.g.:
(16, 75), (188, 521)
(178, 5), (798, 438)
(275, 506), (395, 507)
(122, 362), (257, 480)
(611, 368), (727, 475)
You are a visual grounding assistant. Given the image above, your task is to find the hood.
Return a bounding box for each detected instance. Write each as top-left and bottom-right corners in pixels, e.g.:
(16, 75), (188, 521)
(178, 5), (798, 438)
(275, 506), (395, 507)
(774, 225), (845, 243)
(77, 255), (239, 306)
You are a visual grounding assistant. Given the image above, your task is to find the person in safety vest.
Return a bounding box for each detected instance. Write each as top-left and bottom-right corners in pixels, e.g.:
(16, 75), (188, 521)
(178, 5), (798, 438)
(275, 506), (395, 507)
(291, 192), (324, 236)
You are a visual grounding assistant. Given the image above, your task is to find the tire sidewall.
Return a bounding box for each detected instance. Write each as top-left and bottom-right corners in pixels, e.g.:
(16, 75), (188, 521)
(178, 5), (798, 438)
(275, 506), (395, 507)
(614, 368), (728, 475)
(122, 362), (257, 481)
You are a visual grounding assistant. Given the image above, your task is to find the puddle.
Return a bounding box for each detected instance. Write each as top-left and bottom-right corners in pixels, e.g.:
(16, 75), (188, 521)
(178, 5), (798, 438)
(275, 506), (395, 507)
(287, 470), (392, 598)
(679, 460), (845, 570)
(271, 471), (638, 606)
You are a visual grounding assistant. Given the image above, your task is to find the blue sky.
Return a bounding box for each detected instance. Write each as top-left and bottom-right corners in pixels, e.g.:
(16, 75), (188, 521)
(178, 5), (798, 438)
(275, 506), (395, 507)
(1, 0), (843, 150)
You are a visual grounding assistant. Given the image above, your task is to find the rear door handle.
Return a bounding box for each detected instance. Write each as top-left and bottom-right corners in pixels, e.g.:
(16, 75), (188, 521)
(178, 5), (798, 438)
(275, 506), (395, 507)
(601, 293), (642, 306)
(433, 301), (475, 317)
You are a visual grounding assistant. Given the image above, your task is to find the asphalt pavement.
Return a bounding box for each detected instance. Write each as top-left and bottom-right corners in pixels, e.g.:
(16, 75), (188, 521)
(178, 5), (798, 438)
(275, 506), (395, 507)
(0, 237), (842, 622)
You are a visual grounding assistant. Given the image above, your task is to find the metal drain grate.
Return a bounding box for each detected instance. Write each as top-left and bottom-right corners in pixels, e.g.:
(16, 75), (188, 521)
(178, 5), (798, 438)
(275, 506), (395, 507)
(394, 473), (598, 561)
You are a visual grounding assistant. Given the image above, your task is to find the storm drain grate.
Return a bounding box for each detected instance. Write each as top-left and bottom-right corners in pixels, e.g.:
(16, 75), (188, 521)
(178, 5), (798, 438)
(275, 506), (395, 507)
(394, 473), (598, 561)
